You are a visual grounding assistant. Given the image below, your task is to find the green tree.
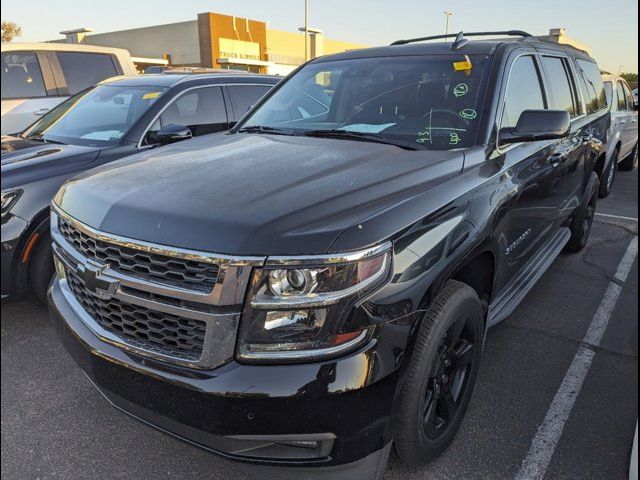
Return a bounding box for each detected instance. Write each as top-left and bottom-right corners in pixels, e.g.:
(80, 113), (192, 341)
(620, 72), (638, 84)
(1, 21), (22, 42)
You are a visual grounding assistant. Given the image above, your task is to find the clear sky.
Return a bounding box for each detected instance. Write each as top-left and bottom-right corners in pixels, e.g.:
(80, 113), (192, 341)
(2, 0), (638, 73)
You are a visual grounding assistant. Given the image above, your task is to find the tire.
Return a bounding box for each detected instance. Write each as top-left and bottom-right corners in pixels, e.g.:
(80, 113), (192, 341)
(619, 143), (638, 172)
(598, 153), (616, 198)
(393, 280), (484, 466)
(566, 173), (598, 253)
(28, 232), (55, 304)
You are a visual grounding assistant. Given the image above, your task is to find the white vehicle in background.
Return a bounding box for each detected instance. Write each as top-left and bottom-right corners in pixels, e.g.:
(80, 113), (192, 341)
(600, 75), (639, 197)
(633, 88), (638, 107)
(1, 42), (137, 135)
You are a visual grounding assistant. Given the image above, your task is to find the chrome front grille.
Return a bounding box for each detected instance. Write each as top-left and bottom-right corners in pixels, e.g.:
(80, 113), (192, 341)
(58, 215), (219, 293)
(50, 205), (265, 369)
(66, 268), (207, 361)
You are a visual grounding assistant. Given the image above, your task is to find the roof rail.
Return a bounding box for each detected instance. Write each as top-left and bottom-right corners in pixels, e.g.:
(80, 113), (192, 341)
(390, 30), (533, 46)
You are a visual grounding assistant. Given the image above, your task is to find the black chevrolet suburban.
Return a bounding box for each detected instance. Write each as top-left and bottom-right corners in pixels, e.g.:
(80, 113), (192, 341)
(48, 31), (610, 479)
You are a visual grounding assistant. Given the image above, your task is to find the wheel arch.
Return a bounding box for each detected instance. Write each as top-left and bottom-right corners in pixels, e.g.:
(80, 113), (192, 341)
(12, 207), (52, 282)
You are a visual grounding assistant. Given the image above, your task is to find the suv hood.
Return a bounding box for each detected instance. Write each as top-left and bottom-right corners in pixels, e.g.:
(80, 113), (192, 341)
(56, 133), (466, 255)
(1, 135), (102, 188)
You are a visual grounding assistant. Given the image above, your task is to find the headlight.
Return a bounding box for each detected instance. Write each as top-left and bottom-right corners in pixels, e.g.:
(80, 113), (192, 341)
(237, 242), (392, 363)
(1, 190), (22, 218)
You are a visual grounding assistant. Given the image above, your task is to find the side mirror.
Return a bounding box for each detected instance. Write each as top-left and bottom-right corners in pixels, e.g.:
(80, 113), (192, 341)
(499, 109), (570, 145)
(156, 124), (192, 145)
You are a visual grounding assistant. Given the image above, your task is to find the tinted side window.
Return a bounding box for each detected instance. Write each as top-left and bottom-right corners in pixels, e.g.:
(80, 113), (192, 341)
(1, 51), (46, 99)
(576, 60), (607, 114)
(617, 81), (627, 111)
(604, 81), (613, 109)
(227, 85), (272, 121)
(145, 86), (227, 144)
(501, 56), (546, 128)
(622, 82), (634, 110)
(57, 52), (118, 95)
(541, 56), (576, 117)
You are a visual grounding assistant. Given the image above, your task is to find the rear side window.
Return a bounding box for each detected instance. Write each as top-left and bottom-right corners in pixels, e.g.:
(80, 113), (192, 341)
(576, 60), (607, 114)
(616, 81), (627, 111)
(57, 52), (119, 95)
(541, 56), (577, 117)
(227, 85), (272, 121)
(622, 82), (634, 110)
(1, 51), (47, 99)
(501, 55), (546, 128)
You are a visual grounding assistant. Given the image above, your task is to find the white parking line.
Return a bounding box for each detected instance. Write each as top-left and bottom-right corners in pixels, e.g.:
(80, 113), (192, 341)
(515, 236), (638, 480)
(595, 212), (639, 222)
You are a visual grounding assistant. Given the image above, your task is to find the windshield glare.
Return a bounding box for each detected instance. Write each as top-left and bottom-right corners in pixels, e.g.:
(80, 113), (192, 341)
(240, 54), (489, 150)
(22, 84), (167, 147)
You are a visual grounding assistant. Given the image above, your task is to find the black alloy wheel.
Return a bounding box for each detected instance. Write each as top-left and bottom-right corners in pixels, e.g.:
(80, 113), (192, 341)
(421, 316), (476, 439)
(393, 280), (484, 465)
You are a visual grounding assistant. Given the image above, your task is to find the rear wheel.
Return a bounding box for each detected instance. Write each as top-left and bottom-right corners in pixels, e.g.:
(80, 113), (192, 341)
(29, 232), (55, 304)
(598, 153), (616, 198)
(567, 174), (598, 253)
(393, 280), (483, 465)
(619, 143), (638, 172)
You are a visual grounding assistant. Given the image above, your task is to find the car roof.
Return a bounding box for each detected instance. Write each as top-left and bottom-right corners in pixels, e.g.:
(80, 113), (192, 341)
(602, 74), (628, 83)
(99, 73), (282, 88)
(1, 41), (130, 56)
(312, 34), (595, 63)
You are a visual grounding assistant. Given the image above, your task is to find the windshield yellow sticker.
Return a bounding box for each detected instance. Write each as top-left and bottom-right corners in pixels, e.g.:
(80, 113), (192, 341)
(142, 92), (161, 100)
(453, 56), (473, 75)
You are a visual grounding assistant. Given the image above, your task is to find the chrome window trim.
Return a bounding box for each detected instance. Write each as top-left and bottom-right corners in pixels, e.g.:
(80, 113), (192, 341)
(136, 82), (274, 149)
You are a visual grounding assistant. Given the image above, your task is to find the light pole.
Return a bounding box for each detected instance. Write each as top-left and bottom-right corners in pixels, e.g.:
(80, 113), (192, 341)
(444, 11), (453, 38)
(304, 0), (309, 61)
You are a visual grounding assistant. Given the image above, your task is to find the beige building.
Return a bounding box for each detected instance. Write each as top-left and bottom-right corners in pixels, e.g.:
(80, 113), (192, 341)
(52, 12), (367, 74)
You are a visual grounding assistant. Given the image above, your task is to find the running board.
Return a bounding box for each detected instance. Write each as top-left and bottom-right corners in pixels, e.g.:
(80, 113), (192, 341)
(487, 227), (571, 327)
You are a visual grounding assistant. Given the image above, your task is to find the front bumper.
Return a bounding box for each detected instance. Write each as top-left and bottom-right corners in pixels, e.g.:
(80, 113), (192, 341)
(49, 279), (398, 477)
(1, 214), (29, 299)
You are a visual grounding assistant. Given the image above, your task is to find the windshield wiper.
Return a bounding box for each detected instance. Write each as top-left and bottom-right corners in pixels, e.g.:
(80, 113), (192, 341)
(25, 135), (66, 145)
(302, 129), (417, 150)
(236, 125), (292, 135)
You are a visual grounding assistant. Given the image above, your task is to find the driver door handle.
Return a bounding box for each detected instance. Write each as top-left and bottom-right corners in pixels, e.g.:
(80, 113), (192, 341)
(34, 108), (50, 116)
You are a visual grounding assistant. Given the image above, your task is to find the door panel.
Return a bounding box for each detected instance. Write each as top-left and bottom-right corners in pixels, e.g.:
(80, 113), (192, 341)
(493, 140), (567, 295)
(538, 55), (588, 217)
(622, 82), (638, 154)
(492, 53), (566, 294)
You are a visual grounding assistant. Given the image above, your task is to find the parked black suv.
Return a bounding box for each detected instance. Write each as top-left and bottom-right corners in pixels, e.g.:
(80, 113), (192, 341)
(49, 31), (608, 479)
(1, 72), (279, 302)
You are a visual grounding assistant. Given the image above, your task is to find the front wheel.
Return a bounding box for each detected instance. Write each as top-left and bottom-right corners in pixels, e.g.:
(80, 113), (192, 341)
(393, 280), (484, 466)
(29, 232), (55, 304)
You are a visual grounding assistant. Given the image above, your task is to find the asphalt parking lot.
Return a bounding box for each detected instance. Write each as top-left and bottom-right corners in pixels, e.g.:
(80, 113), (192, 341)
(1, 170), (637, 480)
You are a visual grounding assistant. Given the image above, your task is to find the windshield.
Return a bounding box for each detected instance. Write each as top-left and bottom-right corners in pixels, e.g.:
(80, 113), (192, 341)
(22, 84), (168, 147)
(239, 54), (489, 150)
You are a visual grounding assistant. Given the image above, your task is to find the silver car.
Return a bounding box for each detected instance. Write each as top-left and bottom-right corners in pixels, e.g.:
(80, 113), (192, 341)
(600, 75), (638, 197)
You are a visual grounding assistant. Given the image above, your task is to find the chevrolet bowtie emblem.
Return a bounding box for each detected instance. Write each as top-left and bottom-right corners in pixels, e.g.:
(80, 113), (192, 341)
(77, 261), (119, 299)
